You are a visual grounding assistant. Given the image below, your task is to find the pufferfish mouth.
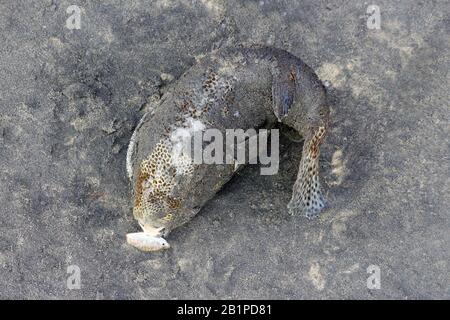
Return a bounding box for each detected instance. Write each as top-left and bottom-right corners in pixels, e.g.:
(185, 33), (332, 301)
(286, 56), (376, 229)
(138, 222), (166, 237)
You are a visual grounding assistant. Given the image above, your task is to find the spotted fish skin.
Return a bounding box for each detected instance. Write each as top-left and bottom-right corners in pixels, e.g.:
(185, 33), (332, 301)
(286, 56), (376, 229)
(126, 44), (330, 241)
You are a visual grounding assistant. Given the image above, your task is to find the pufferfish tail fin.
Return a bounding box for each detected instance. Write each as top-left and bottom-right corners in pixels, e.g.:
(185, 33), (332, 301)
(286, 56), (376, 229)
(287, 126), (327, 218)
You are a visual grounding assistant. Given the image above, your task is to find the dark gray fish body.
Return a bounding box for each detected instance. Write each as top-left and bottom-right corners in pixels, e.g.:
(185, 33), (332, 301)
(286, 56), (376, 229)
(126, 45), (330, 251)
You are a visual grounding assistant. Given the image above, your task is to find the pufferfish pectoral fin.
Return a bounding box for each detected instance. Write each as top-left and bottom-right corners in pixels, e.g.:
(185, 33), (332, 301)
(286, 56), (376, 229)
(126, 106), (159, 182)
(126, 112), (149, 182)
(272, 66), (297, 119)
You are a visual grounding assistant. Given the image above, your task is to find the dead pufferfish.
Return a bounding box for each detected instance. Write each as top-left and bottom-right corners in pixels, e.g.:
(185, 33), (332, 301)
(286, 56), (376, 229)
(126, 45), (330, 252)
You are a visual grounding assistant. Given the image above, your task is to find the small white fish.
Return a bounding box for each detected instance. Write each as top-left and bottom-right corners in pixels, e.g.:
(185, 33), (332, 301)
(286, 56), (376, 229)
(126, 232), (170, 252)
